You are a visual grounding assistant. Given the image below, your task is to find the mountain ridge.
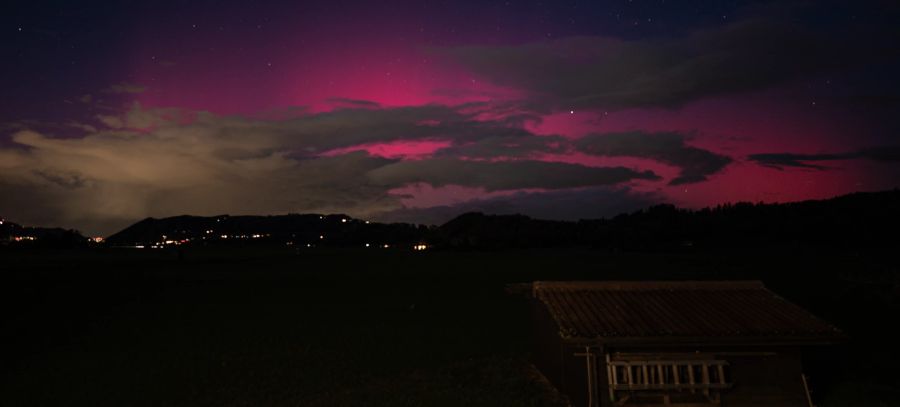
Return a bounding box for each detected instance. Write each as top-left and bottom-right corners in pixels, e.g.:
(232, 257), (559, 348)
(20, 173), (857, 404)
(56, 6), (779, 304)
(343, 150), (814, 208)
(89, 189), (900, 250)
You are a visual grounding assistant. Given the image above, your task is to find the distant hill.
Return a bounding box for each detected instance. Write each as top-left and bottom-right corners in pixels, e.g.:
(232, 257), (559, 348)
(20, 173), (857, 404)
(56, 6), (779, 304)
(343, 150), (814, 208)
(0, 218), (87, 248)
(432, 189), (900, 251)
(10, 189), (900, 251)
(104, 214), (429, 248)
(437, 213), (579, 249)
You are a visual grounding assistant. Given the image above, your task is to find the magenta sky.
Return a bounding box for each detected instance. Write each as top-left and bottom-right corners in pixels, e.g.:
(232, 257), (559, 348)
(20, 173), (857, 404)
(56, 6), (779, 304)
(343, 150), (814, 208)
(2, 1), (898, 234)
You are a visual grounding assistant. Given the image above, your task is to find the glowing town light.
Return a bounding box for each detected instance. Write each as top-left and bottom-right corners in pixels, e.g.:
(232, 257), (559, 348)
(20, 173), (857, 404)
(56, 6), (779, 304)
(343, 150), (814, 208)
(341, 218), (347, 223)
(413, 244), (428, 251)
(306, 243), (312, 247)
(383, 244), (390, 248)
(221, 235), (228, 239)
(365, 243), (370, 247)
(365, 220), (370, 224)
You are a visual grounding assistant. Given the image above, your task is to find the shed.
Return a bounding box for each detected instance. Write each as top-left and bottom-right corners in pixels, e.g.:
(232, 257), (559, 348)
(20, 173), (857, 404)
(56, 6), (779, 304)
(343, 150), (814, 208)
(529, 281), (843, 407)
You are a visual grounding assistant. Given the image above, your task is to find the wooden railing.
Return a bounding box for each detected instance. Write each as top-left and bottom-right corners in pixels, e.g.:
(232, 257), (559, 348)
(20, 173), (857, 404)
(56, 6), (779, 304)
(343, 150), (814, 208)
(607, 359), (732, 405)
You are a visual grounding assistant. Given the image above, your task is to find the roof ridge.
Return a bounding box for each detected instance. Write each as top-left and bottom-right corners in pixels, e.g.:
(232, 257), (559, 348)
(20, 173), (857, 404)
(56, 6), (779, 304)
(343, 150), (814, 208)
(533, 280), (765, 292)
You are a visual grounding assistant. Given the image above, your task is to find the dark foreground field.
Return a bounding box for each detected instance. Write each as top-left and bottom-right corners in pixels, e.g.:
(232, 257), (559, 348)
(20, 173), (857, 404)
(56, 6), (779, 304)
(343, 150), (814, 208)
(2, 247), (898, 406)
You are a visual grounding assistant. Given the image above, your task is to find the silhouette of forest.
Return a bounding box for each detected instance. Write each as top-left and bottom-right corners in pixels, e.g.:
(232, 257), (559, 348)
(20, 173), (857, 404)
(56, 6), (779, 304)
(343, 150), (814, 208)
(4, 189), (899, 251)
(434, 189), (900, 250)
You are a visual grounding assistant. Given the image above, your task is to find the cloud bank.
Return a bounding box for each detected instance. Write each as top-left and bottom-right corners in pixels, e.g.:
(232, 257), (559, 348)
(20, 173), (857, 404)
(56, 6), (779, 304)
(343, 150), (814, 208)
(748, 146), (900, 170)
(441, 19), (837, 112)
(1, 103), (735, 234)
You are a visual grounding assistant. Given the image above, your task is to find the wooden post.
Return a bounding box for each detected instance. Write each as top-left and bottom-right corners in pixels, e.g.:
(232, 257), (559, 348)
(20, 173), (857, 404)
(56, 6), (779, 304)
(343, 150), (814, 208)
(657, 364), (664, 386)
(687, 364), (695, 394)
(801, 373), (815, 407)
(607, 354), (616, 403)
(574, 347), (599, 407)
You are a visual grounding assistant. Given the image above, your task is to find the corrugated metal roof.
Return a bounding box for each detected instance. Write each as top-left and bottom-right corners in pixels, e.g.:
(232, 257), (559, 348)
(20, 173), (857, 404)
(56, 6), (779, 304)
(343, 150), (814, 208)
(533, 281), (843, 342)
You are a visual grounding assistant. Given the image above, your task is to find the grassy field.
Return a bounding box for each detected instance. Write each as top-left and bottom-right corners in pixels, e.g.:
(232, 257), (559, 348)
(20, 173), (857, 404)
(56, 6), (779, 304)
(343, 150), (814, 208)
(1, 247), (898, 406)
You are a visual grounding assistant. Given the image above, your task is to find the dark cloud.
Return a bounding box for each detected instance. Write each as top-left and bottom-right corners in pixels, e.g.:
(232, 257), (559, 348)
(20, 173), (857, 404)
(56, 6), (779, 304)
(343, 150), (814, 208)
(747, 152), (852, 170)
(431, 130), (732, 185)
(434, 134), (567, 159)
(256, 103), (539, 153)
(374, 187), (660, 226)
(575, 132), (732, 185)
(367, 158), (659, 191)
(441, 18), (835, 111)
(748, 146), (900, 170)
(325, 98), (382, 108)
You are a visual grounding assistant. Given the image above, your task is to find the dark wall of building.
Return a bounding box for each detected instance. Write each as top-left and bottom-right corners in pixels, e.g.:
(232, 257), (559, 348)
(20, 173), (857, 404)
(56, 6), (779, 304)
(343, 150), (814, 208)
(724, 352), (808, 407)
(531, 299), (596, 406)
(530, 299), (564, 389)
(562, 343), (592, 407)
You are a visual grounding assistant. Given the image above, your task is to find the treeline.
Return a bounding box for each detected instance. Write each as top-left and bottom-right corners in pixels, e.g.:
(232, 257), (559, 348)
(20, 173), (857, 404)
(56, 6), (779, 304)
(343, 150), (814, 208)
(0, 220), (87, 248)
(430, 190), (900, 251)
(104, 214), (428, 247)
(7, 189), (899, 251)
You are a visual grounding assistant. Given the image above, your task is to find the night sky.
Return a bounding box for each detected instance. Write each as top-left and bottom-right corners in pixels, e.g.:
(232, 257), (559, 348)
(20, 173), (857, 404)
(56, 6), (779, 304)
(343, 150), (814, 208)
(2, 0), (899, 235)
